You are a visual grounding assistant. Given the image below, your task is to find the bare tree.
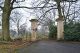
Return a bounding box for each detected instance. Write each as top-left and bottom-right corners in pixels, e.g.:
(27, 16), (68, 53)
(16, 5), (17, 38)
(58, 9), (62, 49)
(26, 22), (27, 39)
(0, 0), (79, 41)
(10, 10), (23, 36)
(2, 0), (12, 41)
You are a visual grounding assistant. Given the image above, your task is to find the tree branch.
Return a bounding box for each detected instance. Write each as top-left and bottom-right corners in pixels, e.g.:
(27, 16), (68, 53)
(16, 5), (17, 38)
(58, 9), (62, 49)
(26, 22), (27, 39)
(38, 8), (55, 21)
(12, 5), (57, 10)
(0, 6), (3, 10)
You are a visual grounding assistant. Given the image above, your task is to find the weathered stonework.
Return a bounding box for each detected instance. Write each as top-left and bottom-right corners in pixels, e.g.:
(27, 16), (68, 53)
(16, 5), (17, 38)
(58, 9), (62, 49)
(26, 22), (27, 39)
(30, 19), (38, 41)
(56, 18), (64, 40)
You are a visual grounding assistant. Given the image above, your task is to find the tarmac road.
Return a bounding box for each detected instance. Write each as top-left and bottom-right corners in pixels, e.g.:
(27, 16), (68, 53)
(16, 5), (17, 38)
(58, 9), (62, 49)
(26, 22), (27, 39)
(16, 40), (80, 53)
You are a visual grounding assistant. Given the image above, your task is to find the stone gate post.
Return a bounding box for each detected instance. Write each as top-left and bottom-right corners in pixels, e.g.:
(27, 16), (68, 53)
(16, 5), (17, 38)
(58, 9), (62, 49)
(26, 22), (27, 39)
(30, 16), (38, 41)
(56, 18), (64, 40)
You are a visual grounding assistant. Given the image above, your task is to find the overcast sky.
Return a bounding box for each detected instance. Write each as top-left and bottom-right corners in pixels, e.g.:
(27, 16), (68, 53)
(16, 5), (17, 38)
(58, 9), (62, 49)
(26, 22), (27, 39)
(1, 0), (80, 30)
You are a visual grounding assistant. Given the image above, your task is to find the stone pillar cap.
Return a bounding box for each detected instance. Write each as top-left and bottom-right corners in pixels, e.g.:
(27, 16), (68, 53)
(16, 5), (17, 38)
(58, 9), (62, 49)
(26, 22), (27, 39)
(30, 16), (38, 22)
(30, 16), (37, 20)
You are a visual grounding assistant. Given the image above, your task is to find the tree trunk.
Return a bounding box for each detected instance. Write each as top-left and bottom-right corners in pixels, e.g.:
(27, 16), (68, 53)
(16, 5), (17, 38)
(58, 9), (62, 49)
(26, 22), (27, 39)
(2, 0), (11, 41)
(57, 1), (63, 18)
(17, 20), (19, 36)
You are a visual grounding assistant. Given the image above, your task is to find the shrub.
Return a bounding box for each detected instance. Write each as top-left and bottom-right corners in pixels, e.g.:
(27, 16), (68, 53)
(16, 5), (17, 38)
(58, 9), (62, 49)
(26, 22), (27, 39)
(48, 21), (57, 39)
(64, 22), (80, 41)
